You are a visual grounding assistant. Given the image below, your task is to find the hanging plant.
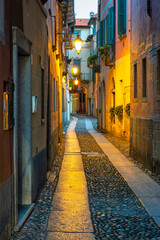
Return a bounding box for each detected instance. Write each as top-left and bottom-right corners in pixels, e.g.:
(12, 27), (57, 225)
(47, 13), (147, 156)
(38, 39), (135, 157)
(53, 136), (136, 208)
(110, 107), (115, 122)
(115, 105), (123, 120)
(87, 55), (98, 65)
(125, 103), (130, 116)
(97, 45), (112, 59)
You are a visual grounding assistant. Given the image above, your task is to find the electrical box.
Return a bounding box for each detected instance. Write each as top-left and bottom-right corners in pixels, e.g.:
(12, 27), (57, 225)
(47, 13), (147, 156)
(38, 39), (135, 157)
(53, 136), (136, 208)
(3, 92), (9, 130)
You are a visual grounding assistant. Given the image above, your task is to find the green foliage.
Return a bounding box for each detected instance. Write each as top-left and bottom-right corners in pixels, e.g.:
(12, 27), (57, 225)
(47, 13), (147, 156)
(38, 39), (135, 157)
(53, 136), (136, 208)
(99, 108), (101, 114)
(110, 107), (115, 122)
(97, 44), (112, 59)
(125, 103), (130, 116)
(115, 105), (123, 120)
(87, 55), (98, 65)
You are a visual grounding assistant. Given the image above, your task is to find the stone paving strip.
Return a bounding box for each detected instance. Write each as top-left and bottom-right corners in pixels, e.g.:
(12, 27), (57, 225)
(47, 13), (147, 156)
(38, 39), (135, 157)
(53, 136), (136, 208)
(76, 116), (160, 240)
(85, 118), (160, 227)
(46, 117), (95, 240)
(10, 135), (66, 240)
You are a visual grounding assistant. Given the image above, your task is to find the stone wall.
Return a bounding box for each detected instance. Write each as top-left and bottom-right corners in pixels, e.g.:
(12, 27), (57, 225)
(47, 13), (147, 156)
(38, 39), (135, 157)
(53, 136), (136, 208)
(0, 176), (14, 240)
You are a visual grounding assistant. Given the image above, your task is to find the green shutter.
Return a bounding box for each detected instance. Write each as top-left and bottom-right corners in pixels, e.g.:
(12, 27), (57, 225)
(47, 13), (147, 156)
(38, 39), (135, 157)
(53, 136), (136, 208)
(109, 7), (114, 44)
(93, 73), (96, 84)
(100, 20), (104, 46)
(106, 14), (109, 44)
(118, 0), (126, 37)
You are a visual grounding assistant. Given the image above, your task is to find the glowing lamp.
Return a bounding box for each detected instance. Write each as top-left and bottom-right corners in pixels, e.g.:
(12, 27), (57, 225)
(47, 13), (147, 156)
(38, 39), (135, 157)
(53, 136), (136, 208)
(74, 79), (79, 85)
(72, 66), (79, 75)
(73, 34), (83, 54)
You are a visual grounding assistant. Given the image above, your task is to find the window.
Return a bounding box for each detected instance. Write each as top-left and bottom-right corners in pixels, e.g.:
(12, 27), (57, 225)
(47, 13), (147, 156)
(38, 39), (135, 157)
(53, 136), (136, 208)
(0, 0), (5, 44)
(147, 0), (152, 17)
(98, 1), (101, 20)
(157, 50), (160, 95)
(108, 7), (114, 44)
(41, 67), (45, 120)
(73, 58), (81, 70)
(99, 20), (105, 46)
(118, 0), (126, 38)
(142, 58), (147, 98)
(97, 30), (100, 47)
(134, 63), (137, 98)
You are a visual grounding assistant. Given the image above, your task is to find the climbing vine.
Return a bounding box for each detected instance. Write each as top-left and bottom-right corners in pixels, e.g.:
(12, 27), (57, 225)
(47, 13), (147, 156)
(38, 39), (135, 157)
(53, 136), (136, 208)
(125, 103), (130, 117)
(110, 107), (115, 122)
(115, 105), (123, 120)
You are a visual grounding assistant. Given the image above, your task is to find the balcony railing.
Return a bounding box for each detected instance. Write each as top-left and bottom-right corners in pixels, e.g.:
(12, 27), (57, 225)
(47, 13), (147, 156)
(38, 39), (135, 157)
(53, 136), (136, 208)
(80, 73), (91, 81)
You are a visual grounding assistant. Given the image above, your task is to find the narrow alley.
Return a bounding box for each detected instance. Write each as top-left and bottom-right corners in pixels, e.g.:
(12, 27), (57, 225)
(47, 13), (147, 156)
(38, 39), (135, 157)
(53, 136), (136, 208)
(10, 116), (160, 240)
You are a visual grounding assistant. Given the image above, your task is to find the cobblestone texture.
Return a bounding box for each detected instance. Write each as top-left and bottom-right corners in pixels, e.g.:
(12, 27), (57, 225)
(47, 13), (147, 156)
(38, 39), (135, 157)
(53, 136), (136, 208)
(90, 117), (160, 186)
(10, 133), (67, 240)
(76, 116), (160, 240)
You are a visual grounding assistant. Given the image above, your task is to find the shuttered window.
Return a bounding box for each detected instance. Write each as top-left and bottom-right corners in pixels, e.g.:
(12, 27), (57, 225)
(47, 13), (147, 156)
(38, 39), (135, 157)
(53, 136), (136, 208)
(100, 20), (105, 46)
(118, 0), (126, 38)
(108, 7), (114, 44)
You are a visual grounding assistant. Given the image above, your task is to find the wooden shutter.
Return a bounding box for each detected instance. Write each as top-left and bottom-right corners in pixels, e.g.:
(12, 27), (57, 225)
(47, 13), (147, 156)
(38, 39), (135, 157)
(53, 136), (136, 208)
(118, 0), (126, 37)
(100, 20), (104, 46)
(109, 7), (114, 44)
(106, 14), (109, 44)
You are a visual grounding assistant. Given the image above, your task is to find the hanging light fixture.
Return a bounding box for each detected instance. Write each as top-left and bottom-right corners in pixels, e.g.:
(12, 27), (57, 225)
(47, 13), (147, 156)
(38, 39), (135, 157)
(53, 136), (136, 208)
(72, 66), (79, 75)
(74, 79), (79, 85)
(73, 34), (83, 54)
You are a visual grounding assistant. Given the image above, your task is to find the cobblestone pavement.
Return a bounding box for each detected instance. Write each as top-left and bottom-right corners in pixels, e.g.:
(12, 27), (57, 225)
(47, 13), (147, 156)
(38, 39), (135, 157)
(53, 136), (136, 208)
(10, 134), (66, 240)
(90, 117), (160, 186)
(76, 116), (160, 240)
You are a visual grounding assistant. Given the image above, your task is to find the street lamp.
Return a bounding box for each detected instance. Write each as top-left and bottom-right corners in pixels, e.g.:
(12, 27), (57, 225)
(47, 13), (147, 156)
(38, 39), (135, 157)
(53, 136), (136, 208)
(72, 66), (79, 75)
(74, 79), (79, 85)
(73, 34), (83, 54)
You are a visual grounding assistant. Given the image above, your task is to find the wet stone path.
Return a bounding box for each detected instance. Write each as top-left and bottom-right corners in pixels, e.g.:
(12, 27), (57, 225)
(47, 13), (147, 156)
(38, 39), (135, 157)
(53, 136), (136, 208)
(75, 116), (160, 240)
(10, 116), (160, 240)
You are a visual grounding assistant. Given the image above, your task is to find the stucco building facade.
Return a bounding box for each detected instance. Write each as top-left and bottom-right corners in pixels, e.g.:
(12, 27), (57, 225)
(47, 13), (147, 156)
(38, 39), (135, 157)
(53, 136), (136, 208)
(130, 0), (160, 172)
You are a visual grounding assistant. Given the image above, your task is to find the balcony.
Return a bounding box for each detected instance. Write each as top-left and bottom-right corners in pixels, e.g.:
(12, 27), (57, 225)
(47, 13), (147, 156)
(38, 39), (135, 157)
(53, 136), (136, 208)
(80, 73), (91, 81)
(87, 55), (100, 73)
(97, 44), (114, 67)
